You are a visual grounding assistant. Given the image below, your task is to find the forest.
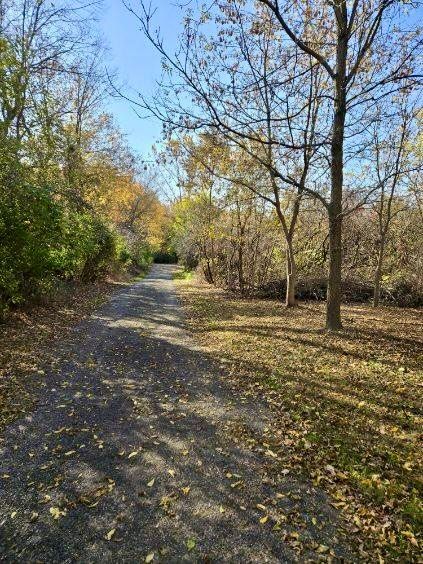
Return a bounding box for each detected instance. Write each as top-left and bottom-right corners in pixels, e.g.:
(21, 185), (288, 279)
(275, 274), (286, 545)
(136, 0), (423, 330)
(0, 0), (422, 562)
(0, 0), (168, 320)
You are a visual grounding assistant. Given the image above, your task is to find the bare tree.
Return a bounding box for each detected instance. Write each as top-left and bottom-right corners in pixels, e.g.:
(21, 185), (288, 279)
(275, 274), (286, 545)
(121, 1), (328, 307)
(257, 0), (422, 328)
(370, 95), (420, 306)
(0, 0), (102, 139)
(122, 0), (421, 326)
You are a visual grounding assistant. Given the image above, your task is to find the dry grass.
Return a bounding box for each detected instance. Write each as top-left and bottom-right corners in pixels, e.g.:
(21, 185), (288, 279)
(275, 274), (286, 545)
(176, 278), (423, 560)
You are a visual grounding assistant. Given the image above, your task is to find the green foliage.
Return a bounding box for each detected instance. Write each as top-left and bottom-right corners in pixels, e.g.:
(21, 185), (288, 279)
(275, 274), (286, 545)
(59, 210), (117, 282)
(0, 183), (132, 318)
(132, 245), (154, 271)
(173, 269), (194, 281)
(0, 184), (61, 311)
(114, 235), (133, 268)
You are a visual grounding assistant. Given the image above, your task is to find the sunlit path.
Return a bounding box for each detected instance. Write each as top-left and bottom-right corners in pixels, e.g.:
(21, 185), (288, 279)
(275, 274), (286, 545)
(0, 265), (352, 562)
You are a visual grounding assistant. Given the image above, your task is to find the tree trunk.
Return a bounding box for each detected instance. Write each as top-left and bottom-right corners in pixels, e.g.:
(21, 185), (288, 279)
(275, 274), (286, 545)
(205, 259), (214, 284)
(202, 241), (214, 284)
(235, 202), (246, 295)
(373, 237), (385, 307)
(238, 242), (245, 295)
(326, 205), (343, 329)
(326, 23), (347, 331)
(285, 239), (297, 307)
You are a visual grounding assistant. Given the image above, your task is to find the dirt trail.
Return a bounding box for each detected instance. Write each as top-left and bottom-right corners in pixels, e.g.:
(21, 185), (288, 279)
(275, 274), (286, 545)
(0, 264), (352, 562)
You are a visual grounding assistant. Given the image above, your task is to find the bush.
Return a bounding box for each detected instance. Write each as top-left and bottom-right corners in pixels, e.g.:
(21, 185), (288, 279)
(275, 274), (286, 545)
(0, 184), (62, 310)
(132, 245), (154, 271)
(0, 183), (128, 317)
(115, 236), (132, 268)
(255, 277), (422, 307)
(381, 281), (423, 308)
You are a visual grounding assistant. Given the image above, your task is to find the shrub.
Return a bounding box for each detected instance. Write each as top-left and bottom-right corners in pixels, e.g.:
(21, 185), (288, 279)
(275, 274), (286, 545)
(132, 245), (154, 271)
(0, 184), (63, 310)
(255, 277), (422, 307)
(0, 183), (128, 317)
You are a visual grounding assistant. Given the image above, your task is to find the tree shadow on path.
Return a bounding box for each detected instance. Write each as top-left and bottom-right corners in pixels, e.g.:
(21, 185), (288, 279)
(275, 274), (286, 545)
(0, 265), (354, 563)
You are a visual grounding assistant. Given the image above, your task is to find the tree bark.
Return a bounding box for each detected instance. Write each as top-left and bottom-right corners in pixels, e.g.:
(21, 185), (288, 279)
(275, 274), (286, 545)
(285, 238), (297, 307)
(238, 242), (245, 295)
(326, 18), (347, 331)
(373, 236), (385, 307)
(204, 259), (214, 284)
(326, 203), (343, 329)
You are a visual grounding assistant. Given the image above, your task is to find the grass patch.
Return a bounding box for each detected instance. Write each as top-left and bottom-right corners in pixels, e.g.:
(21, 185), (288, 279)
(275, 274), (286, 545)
(177, 278), (422, 561)
(173, 268), (194, 281)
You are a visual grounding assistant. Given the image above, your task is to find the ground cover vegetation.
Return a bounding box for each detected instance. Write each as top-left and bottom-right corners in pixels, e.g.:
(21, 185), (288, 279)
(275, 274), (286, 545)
(176, 278), (422, 560)
(123, 0), (423, 557)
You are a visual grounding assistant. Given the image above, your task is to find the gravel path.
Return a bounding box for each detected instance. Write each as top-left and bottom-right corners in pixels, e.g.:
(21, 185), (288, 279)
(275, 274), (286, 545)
(0, 265), (353, 563)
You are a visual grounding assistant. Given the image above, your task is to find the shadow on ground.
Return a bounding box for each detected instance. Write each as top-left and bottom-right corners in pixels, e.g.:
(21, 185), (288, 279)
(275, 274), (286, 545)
(0, 265), (353, 563)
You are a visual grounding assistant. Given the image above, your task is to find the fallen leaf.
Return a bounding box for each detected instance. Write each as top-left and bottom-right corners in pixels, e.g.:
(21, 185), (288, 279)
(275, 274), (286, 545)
(105, 528), (116, 541)
(186, 538), (196, 551)
(49, 507), (66, 520)
(325, 465), (336, 476)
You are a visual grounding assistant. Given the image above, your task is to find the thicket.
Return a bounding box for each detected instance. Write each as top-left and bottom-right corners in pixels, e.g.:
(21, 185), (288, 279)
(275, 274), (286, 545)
(0, 172), (157, 319)
(0, 1), (165, 319)
(168, 136), (423, 308)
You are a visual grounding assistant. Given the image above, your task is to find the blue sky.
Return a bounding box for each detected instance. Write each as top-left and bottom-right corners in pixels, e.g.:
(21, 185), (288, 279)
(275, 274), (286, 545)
(100, 1), (423, 161)
(99, 1), (184, 158)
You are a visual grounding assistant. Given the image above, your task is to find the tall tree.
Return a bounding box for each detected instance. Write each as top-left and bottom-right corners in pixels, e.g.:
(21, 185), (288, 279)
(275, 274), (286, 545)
(123, 1), (327, 307)
(370, 95), (420, 306)
(256, 0), (421, 328)
(124, 0), (421, 327)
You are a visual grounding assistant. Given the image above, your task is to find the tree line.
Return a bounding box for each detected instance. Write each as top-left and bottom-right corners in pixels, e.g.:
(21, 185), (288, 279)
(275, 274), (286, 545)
(0, 0), (167, 319)
(126, 0), (422, 330)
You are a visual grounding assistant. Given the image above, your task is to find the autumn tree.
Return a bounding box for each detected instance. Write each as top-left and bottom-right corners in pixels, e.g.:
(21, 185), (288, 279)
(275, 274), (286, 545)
(124, 1), (327, 306)
(256, 0), (421, 328)
(0, 0), (100, 140)
(125, 0), (421, 327)
(370, 95), (420, 306)
(0, 0), (166, 314)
